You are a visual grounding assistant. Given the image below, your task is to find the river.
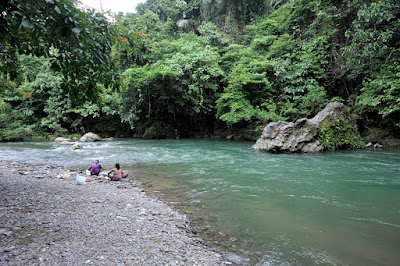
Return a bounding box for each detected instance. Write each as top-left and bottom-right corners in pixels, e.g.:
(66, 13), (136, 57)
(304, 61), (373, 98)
(1, 139), (399, 265)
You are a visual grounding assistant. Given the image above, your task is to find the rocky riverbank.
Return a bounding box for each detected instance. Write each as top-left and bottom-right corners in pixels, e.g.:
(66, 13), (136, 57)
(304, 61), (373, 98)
(0, 161), (243, 265)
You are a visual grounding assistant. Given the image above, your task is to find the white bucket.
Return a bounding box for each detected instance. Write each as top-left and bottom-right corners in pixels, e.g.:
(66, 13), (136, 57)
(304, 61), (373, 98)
(76, 175), (86, 185)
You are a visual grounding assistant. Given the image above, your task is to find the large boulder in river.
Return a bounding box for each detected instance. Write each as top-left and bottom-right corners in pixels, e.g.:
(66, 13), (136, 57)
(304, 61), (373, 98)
(79, 132), (101, 142)
(252, 102), (358, 153)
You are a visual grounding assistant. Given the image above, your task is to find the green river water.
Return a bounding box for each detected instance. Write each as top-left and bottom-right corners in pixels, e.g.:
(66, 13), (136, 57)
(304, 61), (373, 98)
(1, 139), (399, 265)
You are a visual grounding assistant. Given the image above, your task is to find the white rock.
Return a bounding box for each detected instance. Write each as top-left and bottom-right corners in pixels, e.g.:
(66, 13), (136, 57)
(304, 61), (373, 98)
(374, 143), (383, 149)
(79, 132), (101, 142)
(59, 141), (74, 145)
(71, 143), (83, 150)
(54, 137), (72, 142)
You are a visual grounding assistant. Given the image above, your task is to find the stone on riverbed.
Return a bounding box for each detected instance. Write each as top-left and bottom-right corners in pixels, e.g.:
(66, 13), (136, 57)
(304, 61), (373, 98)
(71, 143), (82, 150)
(59, 141), (74, 145)
(79, 132), (101, 142)
(54, 137), (72, 143)
(57, 172), (71, 179)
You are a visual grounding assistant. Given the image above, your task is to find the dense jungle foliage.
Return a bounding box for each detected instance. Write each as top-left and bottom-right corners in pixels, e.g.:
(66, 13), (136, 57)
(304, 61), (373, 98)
(1, 0), (399, 147)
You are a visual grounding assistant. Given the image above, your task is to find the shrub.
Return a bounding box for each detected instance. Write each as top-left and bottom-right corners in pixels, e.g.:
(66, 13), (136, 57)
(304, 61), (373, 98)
(318, 114), (364, 151)
(142, 122), (167, 139)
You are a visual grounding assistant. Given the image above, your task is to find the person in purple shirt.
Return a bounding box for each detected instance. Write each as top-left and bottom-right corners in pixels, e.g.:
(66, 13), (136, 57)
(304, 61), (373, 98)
(87, 160), (106, 176)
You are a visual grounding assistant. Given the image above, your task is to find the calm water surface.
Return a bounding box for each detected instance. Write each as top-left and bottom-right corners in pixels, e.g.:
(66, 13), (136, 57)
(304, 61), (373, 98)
(1, 139), (399, 265)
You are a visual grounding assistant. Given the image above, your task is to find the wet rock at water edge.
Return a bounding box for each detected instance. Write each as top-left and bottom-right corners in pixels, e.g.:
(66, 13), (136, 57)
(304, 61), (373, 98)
(54, 137), (72, 143)
(252, 102), (357, 153)
(79, 132), (101, 142)
(374, 143), (383, 149)
(59, 141), (74, 145)
(71, 143), (83, 150)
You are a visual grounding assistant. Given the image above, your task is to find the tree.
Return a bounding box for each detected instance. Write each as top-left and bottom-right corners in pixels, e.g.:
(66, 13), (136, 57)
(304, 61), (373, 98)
(121, 33), (223, 137)
(1, 0), (143, 102)
(0, 54), (126, 140)
(343, 0), (400, 121)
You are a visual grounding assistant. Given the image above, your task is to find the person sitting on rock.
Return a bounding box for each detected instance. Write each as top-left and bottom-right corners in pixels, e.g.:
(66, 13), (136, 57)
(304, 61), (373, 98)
(88, 160), (106, 176)
(108, 163), (129, 181)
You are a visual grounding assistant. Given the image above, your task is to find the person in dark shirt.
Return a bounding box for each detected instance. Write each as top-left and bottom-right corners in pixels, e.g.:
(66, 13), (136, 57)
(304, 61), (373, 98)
(108, 163), (129, 181)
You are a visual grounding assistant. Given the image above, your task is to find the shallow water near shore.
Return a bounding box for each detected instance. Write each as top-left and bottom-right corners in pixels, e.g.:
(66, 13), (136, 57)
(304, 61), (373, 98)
(1, 139), (400, 265)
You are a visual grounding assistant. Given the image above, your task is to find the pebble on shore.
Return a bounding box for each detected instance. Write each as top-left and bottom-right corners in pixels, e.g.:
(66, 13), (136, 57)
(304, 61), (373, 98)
(0, 161), (241, 265)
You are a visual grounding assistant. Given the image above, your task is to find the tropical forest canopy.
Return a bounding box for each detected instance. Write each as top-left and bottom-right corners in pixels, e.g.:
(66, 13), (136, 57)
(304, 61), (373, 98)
(1, 0), (399, 145)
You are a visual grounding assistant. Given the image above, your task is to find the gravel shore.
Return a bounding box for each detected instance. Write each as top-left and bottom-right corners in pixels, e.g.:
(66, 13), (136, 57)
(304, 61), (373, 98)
(0, 161), (243, 265)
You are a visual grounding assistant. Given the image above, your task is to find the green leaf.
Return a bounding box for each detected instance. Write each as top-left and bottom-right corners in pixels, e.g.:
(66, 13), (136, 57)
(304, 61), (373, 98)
(55, 6), (61, 14)
(21, 20), (32, 28)
(73, 27), (81, 34)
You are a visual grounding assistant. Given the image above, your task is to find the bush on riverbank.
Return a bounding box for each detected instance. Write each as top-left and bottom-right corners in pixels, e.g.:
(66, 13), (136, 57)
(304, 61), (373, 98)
(318, 114), (365, 151)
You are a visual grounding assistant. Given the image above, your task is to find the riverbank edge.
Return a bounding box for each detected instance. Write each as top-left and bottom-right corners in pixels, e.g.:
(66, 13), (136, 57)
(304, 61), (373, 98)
(0, 160), (246, 265)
